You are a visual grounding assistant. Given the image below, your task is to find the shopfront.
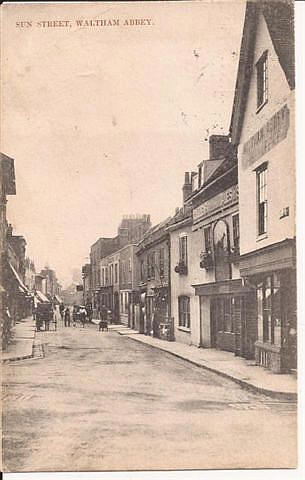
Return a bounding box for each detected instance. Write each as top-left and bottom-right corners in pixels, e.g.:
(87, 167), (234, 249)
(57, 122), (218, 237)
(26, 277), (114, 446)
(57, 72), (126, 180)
(195, 279), (256, 358)
(239, 239), (296, 373)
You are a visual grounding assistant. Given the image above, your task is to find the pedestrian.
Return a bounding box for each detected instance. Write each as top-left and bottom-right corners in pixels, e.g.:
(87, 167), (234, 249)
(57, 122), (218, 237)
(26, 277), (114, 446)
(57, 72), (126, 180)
(98, 304), (108, 332)
(64, 307), (71, 327)
(79, 306), (87, 328)
(59, 302), (65, 322)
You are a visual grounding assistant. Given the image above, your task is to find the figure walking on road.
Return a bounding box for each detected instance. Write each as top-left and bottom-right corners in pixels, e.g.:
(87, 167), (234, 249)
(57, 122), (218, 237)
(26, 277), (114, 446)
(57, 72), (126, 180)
(98, 305), (108, 332)
(79, 307), (87, 328)
(64, 307), (71, 327)
(59, 302), (65, 322)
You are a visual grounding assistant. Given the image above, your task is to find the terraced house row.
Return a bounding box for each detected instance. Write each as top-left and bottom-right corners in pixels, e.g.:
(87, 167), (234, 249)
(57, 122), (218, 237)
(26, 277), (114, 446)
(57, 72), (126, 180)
(82, 1), (296, 374)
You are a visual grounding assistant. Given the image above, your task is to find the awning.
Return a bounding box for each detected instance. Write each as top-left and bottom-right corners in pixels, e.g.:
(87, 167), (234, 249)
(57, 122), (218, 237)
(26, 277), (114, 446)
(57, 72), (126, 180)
(54, 294), (63, 303)
(35, 290), (50, 303)
(9, 263), (29, 294)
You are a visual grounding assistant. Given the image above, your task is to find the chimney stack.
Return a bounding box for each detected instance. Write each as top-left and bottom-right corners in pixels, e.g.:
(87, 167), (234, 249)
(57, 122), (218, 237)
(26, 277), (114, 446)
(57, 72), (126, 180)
(209, 135), (230, 160)
(182, 172), (193, 204)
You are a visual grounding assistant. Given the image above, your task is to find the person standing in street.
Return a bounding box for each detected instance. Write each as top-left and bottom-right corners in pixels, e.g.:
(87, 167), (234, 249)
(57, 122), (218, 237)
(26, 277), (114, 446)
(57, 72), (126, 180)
(98, 304), (108, 332)
(64, 307), (71, 327)
(59, 302), (65, 322)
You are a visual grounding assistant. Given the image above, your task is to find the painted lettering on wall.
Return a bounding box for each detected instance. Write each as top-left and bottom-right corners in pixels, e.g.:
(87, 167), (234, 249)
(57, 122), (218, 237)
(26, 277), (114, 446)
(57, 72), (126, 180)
(193, 185), (239, 223)
(242, 104), (290, 169)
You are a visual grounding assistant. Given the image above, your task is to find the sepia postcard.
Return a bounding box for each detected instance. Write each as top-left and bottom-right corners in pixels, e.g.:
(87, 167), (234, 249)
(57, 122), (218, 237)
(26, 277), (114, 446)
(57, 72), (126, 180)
(1, 0), (303, 477)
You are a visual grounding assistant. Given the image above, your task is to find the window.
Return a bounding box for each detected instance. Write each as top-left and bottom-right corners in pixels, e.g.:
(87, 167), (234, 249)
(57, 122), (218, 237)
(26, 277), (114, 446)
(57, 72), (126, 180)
(159, 248), (164, 277)
(121, 260), (126, 283)
(257, 274), (281, 344)
(257, 165), (268, 235)
(114, 263), (118, 284)
(128, 258), (132, 283)
(178, 296), (190, 329)
(147, 255), (151, 279)
(179, 236), (188, 266)
(110, 264), (113, 285)
(232, 214), (240, 250)
(198, 165), (202, 188)
(105, 267), (109, 285)
(150, 252), (155, 279)
(204, 226), (212, 253)
(256, 51), (268, 109)
(140, 260), (145, 282)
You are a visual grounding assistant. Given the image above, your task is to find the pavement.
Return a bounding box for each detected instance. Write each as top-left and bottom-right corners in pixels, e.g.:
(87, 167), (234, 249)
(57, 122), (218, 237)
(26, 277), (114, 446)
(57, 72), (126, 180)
(1, 316), (297, 399)
(1, 316), (36, 363)
(109, 324), (298, 400)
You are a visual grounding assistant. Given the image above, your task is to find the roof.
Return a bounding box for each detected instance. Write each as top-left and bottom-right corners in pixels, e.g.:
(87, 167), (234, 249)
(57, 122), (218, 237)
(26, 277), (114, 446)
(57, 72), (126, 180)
(167, 206), (192, 231)
(137, 216), (172, 251)
(1, 153), (16, 195)
(230, 0), (295, 145)
(186, 152), (237, 204)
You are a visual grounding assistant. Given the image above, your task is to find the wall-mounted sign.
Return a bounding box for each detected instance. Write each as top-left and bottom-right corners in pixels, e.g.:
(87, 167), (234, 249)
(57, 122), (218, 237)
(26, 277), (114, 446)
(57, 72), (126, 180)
(193, 184), (238, 223)
(242, 104), (290, 169)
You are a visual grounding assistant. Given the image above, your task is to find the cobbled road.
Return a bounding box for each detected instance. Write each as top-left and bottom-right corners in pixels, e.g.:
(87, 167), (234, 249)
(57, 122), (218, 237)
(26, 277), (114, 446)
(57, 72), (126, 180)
(2, 321), (297, 472)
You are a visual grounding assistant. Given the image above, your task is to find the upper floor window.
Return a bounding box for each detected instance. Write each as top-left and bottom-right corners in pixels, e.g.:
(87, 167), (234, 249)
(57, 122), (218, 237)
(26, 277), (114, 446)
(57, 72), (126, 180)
(256, 51), (268, 110)
(140, 260), (145, 282)
(159, 248), (165, 277)
(257, 165), (268, 236)
(232, 214), (240, 250)
(179, 236), (188, 267)
(150, 252), (156, 279)
(128, 258), (132, 283)
(114, 263), (118, 284)
(147, 255), (151, 279)
(204, 226), (212, 253)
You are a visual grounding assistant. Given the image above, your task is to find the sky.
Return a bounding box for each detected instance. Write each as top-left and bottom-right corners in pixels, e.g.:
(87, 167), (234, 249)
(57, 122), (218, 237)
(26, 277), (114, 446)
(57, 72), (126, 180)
(2, 1), (246, 287)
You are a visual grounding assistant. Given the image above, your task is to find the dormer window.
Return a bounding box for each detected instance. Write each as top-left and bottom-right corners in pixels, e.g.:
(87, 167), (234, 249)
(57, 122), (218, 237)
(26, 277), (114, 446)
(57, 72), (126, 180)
(256, 51), (268, 111)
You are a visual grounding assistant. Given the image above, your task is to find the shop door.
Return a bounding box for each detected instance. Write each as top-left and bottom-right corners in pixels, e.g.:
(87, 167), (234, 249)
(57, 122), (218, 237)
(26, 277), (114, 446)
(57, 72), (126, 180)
(210, 298), (218, 348)
(232, 297), (243, 356)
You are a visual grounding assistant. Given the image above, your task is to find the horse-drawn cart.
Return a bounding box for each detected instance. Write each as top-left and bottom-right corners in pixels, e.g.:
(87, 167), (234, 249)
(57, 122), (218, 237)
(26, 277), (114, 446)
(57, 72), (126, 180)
(35, 302), (54, 331)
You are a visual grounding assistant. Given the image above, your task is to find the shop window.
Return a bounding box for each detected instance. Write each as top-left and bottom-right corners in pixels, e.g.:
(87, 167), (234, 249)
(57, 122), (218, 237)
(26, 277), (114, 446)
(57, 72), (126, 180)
(256, 51), (268, 110)
(257, 274), (281, 344)
(179, 236), (188, 266)
(178, 296), (190, 329)
(257, 165), (268, 235)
